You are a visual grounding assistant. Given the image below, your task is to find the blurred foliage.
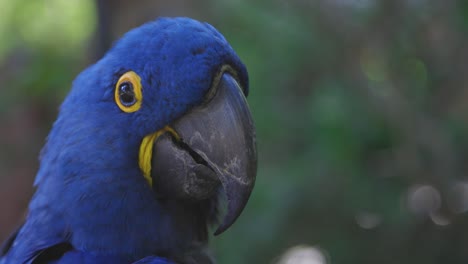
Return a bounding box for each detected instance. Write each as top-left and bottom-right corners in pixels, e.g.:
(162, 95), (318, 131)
(2, 0), (468, 263)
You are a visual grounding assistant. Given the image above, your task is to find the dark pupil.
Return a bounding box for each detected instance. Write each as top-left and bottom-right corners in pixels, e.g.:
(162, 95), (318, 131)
(119, 82), (136, 106)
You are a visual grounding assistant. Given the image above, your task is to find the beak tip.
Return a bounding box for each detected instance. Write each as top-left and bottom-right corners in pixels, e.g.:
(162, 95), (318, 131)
(213, 227), (224, 236)
(212, 176), (256, 236)
(212, 210), (238, 236)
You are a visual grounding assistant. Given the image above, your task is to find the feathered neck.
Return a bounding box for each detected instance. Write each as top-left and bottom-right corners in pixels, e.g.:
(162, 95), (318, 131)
(30, 113), (217, 261)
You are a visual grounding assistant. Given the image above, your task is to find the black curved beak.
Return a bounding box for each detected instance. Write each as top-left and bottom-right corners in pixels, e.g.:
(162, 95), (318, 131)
(150, 73), (257, 235)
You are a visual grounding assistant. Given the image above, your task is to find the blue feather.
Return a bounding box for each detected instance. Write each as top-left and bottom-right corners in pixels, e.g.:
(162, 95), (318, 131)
(1, 17), (247, 263)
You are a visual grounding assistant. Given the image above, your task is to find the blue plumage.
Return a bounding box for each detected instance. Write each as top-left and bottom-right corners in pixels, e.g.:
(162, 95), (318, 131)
(0, 17), (249, 263)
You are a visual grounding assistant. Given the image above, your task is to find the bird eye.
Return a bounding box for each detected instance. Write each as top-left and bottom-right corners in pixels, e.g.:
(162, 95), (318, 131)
(115, 71), (143, 113)
(119, 82), (136, 105)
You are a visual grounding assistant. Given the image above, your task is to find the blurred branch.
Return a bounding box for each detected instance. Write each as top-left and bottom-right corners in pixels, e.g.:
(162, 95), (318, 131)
(95, 0), (112, 59)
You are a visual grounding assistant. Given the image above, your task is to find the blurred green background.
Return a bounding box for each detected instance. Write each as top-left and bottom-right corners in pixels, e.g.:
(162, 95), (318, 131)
(2, 0), (468, 263)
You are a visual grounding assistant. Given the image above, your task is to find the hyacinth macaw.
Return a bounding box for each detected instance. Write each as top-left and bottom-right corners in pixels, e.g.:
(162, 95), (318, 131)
(0, 17), (257, 264)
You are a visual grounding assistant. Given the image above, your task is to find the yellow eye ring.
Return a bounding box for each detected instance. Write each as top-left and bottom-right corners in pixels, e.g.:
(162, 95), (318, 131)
(115, 71), (143, 113)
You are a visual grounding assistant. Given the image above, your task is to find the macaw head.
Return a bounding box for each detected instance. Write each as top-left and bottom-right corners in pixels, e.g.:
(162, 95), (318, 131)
(34, 17), (256, 252)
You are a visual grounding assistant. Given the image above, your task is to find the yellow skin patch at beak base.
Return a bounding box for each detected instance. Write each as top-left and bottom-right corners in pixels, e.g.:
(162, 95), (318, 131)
(139, 126), (180, 187)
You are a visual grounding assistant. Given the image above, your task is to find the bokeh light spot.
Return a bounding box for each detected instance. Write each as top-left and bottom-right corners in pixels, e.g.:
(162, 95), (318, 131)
(429, 212), (450, 226)
(276, 245), (328, 264)
(355, 211), (381, 229)
(406, 184), (441, 215)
